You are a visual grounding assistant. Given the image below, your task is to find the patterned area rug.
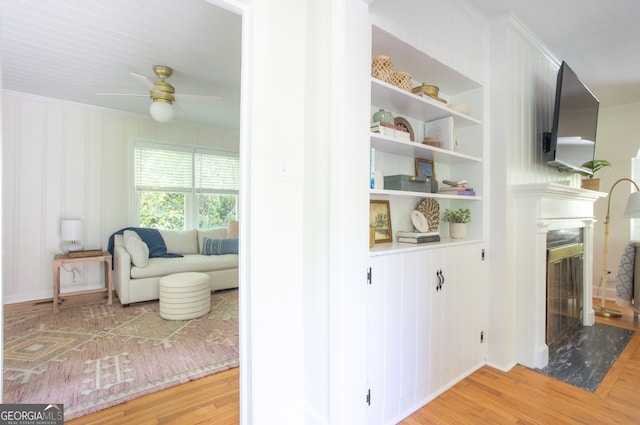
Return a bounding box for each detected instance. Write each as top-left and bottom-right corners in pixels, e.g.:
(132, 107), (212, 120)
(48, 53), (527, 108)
(3, 289), (239, 420)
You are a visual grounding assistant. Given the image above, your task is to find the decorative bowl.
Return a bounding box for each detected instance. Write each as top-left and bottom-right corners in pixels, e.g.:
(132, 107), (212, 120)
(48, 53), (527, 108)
(412, 83), (439, 97)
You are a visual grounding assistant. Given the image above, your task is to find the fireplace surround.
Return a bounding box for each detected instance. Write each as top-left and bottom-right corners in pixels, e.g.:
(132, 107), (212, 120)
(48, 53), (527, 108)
(513, 183), (605, 368)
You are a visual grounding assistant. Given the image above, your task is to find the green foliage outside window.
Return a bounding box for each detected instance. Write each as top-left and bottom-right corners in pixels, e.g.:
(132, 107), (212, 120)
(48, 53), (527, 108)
(139, 192), (237, 230)
(199, 194), (237, 228)
(139, 192), (185, 230)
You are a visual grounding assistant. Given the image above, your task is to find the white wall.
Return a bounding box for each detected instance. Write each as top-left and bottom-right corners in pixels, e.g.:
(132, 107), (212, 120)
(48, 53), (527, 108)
(592, 101), (640, 299)
(487, 16), (583, 370)
(2, 92), (239, 304)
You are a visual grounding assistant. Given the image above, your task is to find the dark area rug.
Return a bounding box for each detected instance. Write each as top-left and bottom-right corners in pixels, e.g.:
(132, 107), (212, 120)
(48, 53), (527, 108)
(535, 322), (634, 392)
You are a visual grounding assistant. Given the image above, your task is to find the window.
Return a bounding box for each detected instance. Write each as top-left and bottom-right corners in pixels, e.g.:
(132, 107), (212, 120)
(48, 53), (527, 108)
(134, 143), (239, 230)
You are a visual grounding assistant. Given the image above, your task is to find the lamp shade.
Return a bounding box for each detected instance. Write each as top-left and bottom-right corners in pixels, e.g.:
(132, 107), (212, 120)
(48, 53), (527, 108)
(623, 190), (640, 218)
(61, 219), (83, 241)
(150, 100), (174, 123)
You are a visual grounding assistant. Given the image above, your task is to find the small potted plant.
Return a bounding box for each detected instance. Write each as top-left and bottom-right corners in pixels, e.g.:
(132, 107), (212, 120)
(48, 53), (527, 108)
(442, 208), (471, 239)
(579, 159), (612, 191)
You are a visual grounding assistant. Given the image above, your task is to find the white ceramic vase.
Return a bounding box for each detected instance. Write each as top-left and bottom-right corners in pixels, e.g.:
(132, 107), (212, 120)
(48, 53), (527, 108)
(449, 222), (467, 239)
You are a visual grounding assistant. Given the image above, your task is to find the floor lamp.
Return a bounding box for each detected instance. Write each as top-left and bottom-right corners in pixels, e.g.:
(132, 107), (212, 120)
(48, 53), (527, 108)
(595, 178), (640, 317)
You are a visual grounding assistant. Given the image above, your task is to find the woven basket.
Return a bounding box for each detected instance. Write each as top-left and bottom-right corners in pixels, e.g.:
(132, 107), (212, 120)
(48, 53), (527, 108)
(387, 71), (412, 92)
(371, 55), (393, 81)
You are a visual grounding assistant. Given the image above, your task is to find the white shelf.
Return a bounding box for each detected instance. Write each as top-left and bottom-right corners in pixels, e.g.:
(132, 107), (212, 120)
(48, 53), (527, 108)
(372, 26), (480, 95)
(370, 133), (481, 165)
(371, 78), (481, 128)
(370, 188), (481, 200)
(369, 237), (483, 256)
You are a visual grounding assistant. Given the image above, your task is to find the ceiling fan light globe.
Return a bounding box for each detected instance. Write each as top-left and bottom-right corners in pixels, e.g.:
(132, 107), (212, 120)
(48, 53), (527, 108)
(150, 100), (174, 123)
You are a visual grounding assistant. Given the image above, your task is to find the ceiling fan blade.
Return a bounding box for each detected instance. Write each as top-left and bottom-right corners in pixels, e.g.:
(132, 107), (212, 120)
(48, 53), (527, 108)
(175, 93), (223, 106)
(130, 72), (159, 92)
(96, 92), (148, 97)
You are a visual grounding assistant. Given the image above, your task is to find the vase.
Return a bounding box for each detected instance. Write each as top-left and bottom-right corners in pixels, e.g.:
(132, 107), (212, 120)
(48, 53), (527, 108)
(373, 109), (394, 126)
(449, 222), (467, 239)
(581, 178), (600, 191)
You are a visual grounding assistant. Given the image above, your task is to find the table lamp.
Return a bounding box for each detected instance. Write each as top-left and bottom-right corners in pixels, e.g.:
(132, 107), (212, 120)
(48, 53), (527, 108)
(61, 219), (84, 253)
(595, 178), (640, 317)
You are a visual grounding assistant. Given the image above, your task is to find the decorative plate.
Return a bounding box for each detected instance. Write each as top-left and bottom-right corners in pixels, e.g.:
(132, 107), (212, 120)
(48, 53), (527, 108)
(394, 116), (414, 142)
(417, 198), (440, 232)
(411, 210), (430, 232)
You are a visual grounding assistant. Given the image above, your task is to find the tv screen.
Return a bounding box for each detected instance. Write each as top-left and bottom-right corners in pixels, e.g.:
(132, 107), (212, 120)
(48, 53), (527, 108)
(543, 61), (599, 175)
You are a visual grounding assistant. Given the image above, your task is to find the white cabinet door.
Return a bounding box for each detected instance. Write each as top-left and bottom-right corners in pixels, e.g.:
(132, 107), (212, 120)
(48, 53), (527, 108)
(367, 254), (388, 424)
(428, 242), (485, 396)
(413, 249), (432, 406)
(428, 246), (452, 394)
(367, 253), (403, 424)
(367, 250), (433, 424)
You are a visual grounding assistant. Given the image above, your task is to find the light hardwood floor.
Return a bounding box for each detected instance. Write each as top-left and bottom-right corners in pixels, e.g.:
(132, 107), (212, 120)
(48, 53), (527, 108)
(12, 297), (639, 424)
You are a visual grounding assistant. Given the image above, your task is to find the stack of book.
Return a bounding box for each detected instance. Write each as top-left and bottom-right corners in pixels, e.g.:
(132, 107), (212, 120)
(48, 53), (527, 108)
(438, 179), (476, 196)
(397, 231), (441, 244)
(371, 121), (411, 141)
(438, 187), (476, 196)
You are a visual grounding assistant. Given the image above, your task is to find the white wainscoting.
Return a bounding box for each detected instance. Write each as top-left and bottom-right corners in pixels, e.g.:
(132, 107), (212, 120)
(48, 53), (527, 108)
(2, 92), (239, 304)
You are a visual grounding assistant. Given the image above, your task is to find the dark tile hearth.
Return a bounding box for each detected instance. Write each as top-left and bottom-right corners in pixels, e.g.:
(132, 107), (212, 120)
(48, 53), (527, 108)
(535, 323), (634, 392)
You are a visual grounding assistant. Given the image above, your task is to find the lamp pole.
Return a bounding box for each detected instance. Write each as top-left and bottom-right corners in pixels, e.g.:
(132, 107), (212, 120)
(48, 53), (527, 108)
(595, 178), (640, 317)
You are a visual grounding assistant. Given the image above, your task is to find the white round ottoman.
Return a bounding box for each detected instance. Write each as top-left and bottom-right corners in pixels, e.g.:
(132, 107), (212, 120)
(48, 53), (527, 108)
(159, 272), (211, 320)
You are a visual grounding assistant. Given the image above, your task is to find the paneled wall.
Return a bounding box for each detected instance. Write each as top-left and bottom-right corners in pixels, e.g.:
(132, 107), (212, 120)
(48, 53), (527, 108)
(2, 92), (239, 303)
(486, 16), (584, 370)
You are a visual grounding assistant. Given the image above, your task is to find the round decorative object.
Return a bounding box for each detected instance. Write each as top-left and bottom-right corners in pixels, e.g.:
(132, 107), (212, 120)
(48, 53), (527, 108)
(394, 116), (414, 141)
(411, 83), (439, 97)
(417, 198), (440, 232)
(387, 71), (412, 91)
(371, 55), (393, 81)
(373, 108), (394, 126)
(411, 210), (430, 233)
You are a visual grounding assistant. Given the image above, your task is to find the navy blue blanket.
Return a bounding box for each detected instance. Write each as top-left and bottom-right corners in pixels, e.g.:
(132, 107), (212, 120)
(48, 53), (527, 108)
(107, 227), (183, 268)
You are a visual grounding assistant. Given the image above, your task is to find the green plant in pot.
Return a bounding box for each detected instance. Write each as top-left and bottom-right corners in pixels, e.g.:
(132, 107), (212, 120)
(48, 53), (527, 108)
(442, 208), (471, 239)
(579, 159), (612, 191)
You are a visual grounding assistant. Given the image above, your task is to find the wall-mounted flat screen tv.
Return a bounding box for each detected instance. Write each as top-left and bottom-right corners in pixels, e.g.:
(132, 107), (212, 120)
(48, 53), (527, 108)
(543, 61), (599, 175)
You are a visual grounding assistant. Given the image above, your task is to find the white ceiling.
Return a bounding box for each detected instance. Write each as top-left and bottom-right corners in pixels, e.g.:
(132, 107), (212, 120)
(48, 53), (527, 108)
(0, 0), (242, 129)
(471, 0), (640, 108)
(1, 0), (637, 131)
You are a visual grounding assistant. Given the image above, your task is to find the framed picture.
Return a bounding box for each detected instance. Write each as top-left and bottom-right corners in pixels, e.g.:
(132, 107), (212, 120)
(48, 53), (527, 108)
(370, 200), (392, 243)
(415, 158), (436, 180)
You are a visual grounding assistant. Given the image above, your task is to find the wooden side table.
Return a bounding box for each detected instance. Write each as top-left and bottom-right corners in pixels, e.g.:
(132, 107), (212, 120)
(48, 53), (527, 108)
(52, 252), (113, 313)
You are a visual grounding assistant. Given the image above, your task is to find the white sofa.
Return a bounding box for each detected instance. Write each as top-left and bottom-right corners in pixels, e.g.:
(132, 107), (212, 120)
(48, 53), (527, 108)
(113, 227), (238, 305)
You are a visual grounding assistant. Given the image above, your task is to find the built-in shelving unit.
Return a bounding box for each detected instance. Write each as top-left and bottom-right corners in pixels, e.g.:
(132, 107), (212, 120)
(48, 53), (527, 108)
(366, 24), (487, 425)
(369, 26), (485, 254)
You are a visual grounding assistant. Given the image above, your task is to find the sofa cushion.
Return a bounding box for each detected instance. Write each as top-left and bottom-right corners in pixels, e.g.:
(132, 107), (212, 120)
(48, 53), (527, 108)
(124, 230), (149, 267)
(202, 237), (239, 255)
(197, 228), (228, 252)
(159, 229), (198, 255)
(227, 220), (239, 238)
(130, 254), (238, 279)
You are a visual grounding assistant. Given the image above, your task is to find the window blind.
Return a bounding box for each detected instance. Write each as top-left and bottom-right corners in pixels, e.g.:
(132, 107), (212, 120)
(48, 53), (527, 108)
(195, 152), (240, 193)
(135, 146), (192, 191)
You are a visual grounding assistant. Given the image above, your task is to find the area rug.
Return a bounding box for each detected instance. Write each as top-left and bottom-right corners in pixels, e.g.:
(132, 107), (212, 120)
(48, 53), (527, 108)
(3, 289), (239, 420)
(535, 322), (633, 392)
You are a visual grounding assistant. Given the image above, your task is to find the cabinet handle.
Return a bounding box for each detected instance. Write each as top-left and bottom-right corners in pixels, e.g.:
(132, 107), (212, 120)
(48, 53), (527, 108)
(436, 270), (443, 291)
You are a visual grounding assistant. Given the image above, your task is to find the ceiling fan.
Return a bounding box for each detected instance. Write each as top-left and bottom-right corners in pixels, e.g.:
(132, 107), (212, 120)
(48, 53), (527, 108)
(98, 65), (223, 123)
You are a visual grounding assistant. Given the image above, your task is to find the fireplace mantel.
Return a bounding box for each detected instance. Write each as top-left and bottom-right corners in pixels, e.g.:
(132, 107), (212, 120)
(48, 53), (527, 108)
(512, 183), (606, 368)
